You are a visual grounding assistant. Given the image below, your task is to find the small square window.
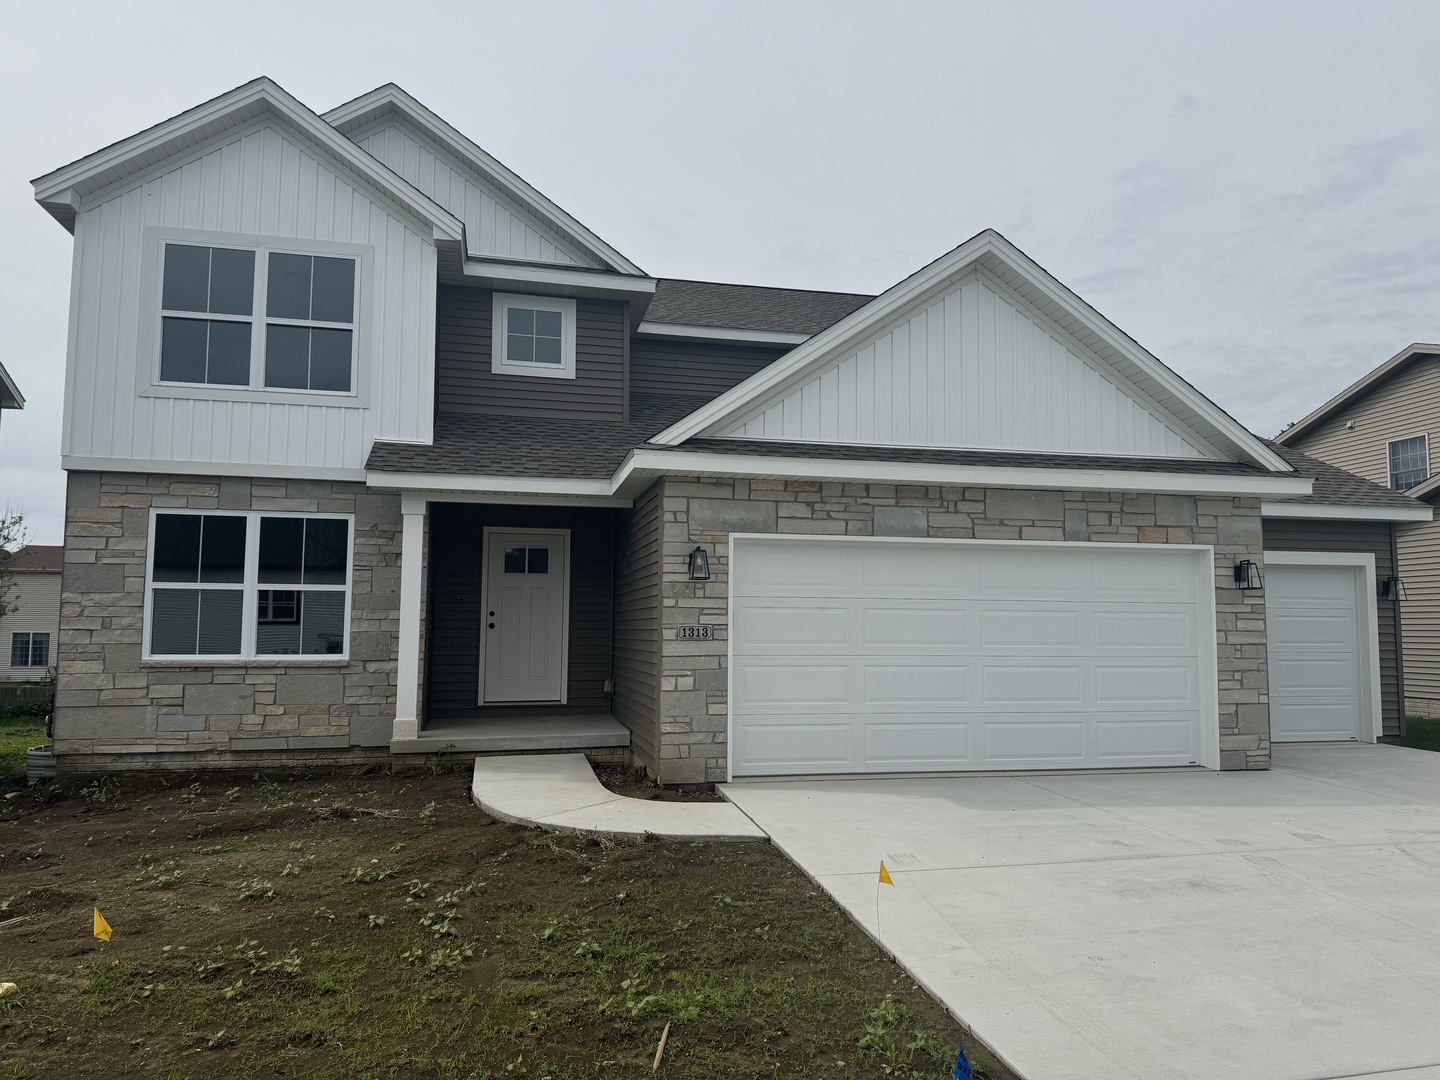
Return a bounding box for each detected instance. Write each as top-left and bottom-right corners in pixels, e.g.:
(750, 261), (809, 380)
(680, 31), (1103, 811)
(492, 294), (576, 380)
(1389, 436), (1429, 491)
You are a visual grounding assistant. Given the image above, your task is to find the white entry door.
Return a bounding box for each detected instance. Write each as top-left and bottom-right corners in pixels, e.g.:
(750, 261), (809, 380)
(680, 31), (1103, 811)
(729, 536), (1214, 778)
(481, 530), (569, 704)
(1265, 560), (1371, 742)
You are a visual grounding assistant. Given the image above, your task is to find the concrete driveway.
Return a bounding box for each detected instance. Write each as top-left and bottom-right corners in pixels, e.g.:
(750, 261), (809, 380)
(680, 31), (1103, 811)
(721, 745), (1440, 1080)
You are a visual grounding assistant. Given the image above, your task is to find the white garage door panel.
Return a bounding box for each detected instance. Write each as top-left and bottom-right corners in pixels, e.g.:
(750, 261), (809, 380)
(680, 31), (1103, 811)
(1266, 563), (1364, 742)
(731, 538), (1210, 776)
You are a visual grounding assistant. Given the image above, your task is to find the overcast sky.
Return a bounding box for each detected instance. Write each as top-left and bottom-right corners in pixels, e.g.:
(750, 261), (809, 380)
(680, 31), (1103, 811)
(3, 0), (1438, 544)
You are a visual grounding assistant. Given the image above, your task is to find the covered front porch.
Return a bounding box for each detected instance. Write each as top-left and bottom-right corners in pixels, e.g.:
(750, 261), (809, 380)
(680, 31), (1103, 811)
(389, 494), (654, 760)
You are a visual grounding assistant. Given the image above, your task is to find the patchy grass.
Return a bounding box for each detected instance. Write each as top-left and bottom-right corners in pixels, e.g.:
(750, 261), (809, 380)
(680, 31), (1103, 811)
(1400, 716), (1440, 752)
(0, 767), (1013, 1079)
(0, 710), (47, 782)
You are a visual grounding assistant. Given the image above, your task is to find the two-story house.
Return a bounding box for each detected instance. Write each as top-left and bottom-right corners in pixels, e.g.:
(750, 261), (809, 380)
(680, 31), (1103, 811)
(0, 545), (62, 682)
(1276, 344), (1440, 718)
(31, 78), (1428, 781)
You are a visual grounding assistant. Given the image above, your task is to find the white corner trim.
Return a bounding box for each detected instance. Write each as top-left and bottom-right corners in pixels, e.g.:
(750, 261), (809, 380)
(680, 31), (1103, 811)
(464, 260), (656, 295)
(1263, 549), (1384, 743)
(646, 230), (1293, 474)
(635, 321), (809, 346)
(616, 448), (1313, 498)
(1259, 501), (1431, 522)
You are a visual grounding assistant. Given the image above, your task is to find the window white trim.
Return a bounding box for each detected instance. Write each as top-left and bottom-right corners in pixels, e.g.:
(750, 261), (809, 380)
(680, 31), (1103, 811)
(491, 293), (577, 380)
(138, 227), (371, 403)
(140, 508), (354, 662)
(1387, 433), (1429, 491)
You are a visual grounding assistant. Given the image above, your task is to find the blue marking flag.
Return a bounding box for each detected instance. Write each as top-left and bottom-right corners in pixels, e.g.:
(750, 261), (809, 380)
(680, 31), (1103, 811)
(953, 1044), (973, 1079)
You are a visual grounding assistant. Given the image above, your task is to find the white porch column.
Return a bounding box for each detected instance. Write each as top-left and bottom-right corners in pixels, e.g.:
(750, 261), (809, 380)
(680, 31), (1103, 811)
(393, 497), (426, 742)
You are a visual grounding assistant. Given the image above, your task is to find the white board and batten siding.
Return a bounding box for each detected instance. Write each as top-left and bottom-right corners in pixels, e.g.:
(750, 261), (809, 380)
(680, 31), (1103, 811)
(720, 271), (1220, 459)
(0, 572), (61, 681)
(350, 118), (601, 268)
(66, 117), (438, 477)
(729, 536), (1218, 778)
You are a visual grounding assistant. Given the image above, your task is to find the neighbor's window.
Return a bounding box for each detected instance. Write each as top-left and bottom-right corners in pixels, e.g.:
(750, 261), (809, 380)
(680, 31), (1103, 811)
(158, 242), (357, 393)
(9, 632), (49, 668)
(145, 510), (352, 660)
(491, 293), (576, 379)
(1389, 435), (1429, 491)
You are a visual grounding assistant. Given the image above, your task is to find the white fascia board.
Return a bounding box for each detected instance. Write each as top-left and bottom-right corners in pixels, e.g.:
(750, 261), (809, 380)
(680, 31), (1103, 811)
(649, 229), (1292, 474)
(635, 322), (809, 346)
(365, 471), (616, 499)
(324, 85), (645, 276)
(1275, 343), (1440, 445)
(64, 456), (365, 482)
(616, 449), (1314, 498)
(1260, 501), (1433, 522)
(462, 259), (656, 295)
(33, 78), (464, 243)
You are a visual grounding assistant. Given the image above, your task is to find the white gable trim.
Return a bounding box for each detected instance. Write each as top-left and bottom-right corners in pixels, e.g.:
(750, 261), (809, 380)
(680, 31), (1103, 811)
(1260, 501), (1431, 523)
(325, 85), (645, 277)
(33, 78), (463, 243)
(651, 231), (1292, 473)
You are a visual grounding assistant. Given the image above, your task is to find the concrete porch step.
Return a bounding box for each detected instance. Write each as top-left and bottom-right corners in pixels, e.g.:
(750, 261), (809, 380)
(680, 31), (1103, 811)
(391, 714), (629, 754)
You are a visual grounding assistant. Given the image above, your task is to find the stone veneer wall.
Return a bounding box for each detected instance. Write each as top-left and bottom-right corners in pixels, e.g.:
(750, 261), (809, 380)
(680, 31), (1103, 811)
(53, 471), (403, 770)
(658, 478), (1270, 784)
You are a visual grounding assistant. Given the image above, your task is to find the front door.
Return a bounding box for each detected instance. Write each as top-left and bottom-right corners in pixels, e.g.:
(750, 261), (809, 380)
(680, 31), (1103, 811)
(481, 529), (569, 704)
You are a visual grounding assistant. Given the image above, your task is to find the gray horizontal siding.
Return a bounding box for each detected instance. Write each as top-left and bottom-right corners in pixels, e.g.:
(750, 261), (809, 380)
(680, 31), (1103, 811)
(611, 482), (662, 772)
(425, 503), (617, 721)
(629, 337), (787, 398)
(436, 285), (626, 421)
(1397, 517), (1440, 704)
(1262, 518), (1402, 736)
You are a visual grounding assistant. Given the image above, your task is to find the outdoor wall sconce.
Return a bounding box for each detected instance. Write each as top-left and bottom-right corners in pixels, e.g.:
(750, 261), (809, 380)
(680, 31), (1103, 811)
(1380, 576), (1408, 601)
(687, 546), (711, 582)
(1233, 559), (1264, 591)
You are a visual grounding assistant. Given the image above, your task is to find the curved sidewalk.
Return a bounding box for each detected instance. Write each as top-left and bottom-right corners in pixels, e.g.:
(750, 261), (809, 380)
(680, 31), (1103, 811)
(470, 754), (768, 841)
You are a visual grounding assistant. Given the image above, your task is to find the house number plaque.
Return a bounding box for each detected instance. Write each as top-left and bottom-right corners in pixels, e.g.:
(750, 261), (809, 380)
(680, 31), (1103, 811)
(676, 625), (714, 640)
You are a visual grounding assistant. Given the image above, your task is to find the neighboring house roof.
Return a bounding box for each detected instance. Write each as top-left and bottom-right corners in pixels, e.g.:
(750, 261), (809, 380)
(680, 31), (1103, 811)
(648, 230), (1295, 474)
(2, 545), (64, 572)
(0, 362), (22, 410)
(323, 83), (646, 277)
(644, 279), (874, 336)
(1274, 343), (1440, 445)
(1261, 441), (1430, 520)
(31, 77), (464, 242)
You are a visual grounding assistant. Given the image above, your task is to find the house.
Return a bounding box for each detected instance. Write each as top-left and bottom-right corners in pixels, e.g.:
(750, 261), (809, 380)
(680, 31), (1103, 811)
(0, 545), (63, 682)
(1275, 344), (1440, 719)
(0, 361), (21, 436)
(29, 78), (1429, 781)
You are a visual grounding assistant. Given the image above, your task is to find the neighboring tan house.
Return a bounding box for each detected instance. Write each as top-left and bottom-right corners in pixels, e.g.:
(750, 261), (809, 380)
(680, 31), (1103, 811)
(0, 545), (63, 682)
(0, 361), (21, 437)
(29, 78), (1429, 779)
(1276, 344), (1440, 717)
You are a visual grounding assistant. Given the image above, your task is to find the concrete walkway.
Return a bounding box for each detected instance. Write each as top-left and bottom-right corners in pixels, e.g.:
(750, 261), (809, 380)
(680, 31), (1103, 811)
(722, 744), (1440, 1080)
(470, 754), (767, 841)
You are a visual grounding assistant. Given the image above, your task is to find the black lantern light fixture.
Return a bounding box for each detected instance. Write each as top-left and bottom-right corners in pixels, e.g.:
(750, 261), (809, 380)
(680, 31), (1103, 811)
(1380, 576), (1408, 601)
(1233, 559), (1263, 591)
(687, 546), (711, 582)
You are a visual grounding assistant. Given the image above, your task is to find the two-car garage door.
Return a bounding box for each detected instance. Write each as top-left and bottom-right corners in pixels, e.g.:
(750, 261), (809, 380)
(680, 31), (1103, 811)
(729, 537), (1214, 777)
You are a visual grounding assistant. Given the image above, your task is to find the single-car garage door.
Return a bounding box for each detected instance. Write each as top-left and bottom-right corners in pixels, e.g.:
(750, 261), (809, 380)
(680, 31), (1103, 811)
(729, 536), (1215, 777)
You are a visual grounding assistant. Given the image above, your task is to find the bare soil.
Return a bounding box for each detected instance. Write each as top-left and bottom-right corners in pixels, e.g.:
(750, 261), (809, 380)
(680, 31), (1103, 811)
(0, 764), (1015, 1080)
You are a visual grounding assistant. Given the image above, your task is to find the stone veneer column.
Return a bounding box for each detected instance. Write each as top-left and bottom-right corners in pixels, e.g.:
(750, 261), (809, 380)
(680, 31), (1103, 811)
(655, 477), (1270, 783)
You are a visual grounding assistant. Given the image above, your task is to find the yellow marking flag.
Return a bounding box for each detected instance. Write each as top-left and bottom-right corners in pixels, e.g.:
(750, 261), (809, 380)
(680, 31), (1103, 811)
(878, 860), (894, 887)
(93, 908), (112, 942)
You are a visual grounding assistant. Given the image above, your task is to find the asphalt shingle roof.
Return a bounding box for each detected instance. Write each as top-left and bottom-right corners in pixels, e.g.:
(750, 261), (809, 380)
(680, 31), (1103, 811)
(1263, 441), (1425, 509)
(646, 279), (874, 336)
(2, 545), (64, 571)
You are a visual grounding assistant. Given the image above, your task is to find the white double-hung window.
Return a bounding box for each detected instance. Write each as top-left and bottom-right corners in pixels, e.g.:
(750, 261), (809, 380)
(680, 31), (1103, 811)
(158, 242), (358, 393)
(144, 509), (352, 660)
(491, 293), (577, 379)
(1388, 435), (1429, 491)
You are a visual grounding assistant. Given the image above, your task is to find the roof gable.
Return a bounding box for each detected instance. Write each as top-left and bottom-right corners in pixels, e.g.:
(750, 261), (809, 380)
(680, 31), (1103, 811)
(653, 231), (1292, 471)
(32, 78), (463, 242)
(324, 85), (644, 276)
(1275, 343), (1440, 445)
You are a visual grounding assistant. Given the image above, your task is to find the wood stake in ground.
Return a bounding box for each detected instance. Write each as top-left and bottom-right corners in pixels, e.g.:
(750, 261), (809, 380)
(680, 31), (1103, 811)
(653, 1021), (671, 1070)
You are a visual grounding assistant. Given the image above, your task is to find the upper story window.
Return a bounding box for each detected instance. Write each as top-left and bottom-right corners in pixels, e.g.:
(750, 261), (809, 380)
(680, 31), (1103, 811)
(491, 293), (576, 380)
(144, 509), (352, 660)
(1389, 435), (1429, 491)
(159, 243), (357, 394)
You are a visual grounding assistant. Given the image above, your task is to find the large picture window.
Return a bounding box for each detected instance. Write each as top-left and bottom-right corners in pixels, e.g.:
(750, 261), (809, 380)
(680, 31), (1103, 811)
(144, 510), (352, 660)
(158, 242), (358, 394)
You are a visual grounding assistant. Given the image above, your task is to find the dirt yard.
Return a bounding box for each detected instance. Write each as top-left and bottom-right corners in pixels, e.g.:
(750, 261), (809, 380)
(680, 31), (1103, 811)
(0, 763), (1014, 1079)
